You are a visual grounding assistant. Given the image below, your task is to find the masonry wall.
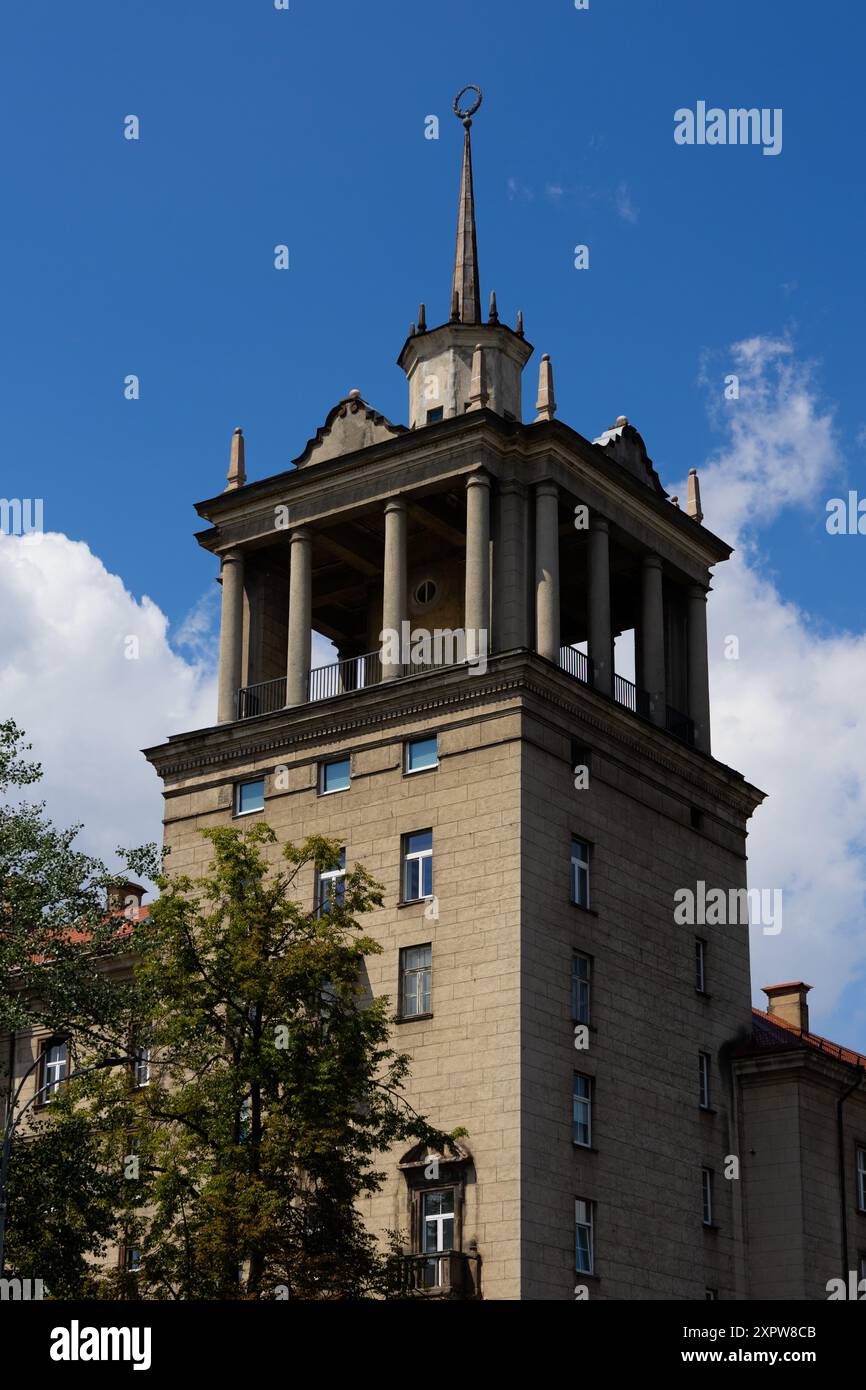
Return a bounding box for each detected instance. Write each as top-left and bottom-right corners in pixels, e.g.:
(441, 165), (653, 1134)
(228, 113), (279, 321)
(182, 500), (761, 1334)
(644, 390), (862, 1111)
(519, 689), (754, 1300)
(158, 689), (525, 1300)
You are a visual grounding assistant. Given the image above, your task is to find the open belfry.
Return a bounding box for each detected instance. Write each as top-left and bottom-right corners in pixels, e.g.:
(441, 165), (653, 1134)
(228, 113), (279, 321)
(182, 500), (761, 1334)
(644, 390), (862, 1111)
(144, 88), (768, 1300)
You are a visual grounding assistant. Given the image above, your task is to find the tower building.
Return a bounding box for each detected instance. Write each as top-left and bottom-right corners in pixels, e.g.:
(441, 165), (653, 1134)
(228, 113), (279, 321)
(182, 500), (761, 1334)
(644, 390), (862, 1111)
(144, 90), (767, 1300)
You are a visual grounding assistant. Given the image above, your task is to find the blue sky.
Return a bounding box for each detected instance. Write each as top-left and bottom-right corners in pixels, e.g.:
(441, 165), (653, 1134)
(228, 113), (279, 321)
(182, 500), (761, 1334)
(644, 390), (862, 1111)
(2, 0), (866, 1046)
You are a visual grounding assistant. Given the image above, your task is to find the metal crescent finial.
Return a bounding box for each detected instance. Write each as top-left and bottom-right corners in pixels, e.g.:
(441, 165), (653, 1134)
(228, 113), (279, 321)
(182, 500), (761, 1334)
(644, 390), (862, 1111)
(453, 84), (483, 127)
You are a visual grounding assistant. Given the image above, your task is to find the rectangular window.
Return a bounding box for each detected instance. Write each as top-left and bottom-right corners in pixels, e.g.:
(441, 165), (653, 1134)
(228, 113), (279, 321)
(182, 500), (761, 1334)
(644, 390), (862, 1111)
(859, 1252), (866, 1285)
(699, 1052), (711, 1109)
(705, 1288), (718, 1300)
(701, 1168), (714, 1226)
(400, 945), (432, 1017)
(405, 735), (439, 774)
(426, 407), (444, 424)
(39, 1039), (68, 1104)
(573, 1073), (592, 1148)
(570, 838), (590, 908)
(857, 1147), (866, 1212)
(575, 1198), (594, 1275)
(235, 778), (265, 815)
(134, 1046), (151, 1088)
(126, 1247), (141, 1273)
(695, 938), (707, 993)
(422, 1188), (454, 1253)
(571, 952), (591, 1024)
(320, 757), (351, 795)
(317, 849), (346, 912)
(403, 830), (433, 901)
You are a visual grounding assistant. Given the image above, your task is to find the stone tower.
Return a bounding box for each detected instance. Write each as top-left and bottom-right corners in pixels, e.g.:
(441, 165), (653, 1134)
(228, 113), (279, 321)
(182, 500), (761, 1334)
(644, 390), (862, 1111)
(144, 90), (764, 1300)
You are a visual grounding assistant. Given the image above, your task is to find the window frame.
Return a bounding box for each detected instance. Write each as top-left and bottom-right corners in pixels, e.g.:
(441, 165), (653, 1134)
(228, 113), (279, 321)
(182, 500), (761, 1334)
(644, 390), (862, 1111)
(38, 1037), (69, 1106)
(404, 735), (439, 776)
(399, 943), (432, 1019)
(695, 937), (707, 993)
(234, 777), (265, 817)
(570, 837), (591, 909)
(571, 951), (592, 1025)
(572, 1072), (593, 1148)
(319, 757), (351, 796)
(402, 829), (434, 902)
(698, 1051), (711, 1110)
(133, 1045), (151, 1089)
(857, 1145), (866, 1213)
(574, 1197), (594, 1275)
(701, 1167), (714, 1227)
(316, 848), (347, 913)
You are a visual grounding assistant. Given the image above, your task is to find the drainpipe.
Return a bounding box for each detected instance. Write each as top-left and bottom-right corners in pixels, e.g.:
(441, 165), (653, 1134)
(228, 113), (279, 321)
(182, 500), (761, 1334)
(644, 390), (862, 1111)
(837, 1062), (865, 1281)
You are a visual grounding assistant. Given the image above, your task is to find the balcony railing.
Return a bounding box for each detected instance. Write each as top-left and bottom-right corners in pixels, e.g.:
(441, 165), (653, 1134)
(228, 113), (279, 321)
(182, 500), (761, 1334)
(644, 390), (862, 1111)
(399, 1250), (480, 1299)
(236, 644), (694, 747)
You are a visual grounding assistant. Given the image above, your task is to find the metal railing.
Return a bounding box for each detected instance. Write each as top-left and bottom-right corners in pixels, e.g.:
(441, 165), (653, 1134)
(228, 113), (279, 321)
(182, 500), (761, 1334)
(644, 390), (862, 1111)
(400, 1250), (478, 1298)
(558, 645), (589, 684)
(236, 676), (287, 720)
(308, 650), (384, 702)
(558, 646), (693, 746)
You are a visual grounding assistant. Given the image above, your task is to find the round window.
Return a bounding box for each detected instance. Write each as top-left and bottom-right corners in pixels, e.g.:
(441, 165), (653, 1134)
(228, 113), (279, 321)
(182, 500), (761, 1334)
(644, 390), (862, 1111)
(413, 579), (438, 608)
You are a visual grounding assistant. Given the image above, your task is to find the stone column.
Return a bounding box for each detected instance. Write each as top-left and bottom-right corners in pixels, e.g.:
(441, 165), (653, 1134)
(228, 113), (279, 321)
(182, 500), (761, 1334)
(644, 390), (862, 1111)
(535, 482), (560, 663)
(464, 472), (491, 660)
(382, 499), (408, 680)
(217, 549), (244, 723)
(285, 528), (312, 706)
(640, 553), (666, 726)
(588, 517), (612, 695)
(494, 480), (529, 650)
(687, 583), (711, 753)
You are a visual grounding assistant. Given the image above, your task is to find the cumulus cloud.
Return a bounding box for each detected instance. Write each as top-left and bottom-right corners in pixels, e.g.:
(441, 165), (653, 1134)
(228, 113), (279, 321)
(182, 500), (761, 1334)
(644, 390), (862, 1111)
(0, 532), (215, 873)
(673, 336), (866, 1041)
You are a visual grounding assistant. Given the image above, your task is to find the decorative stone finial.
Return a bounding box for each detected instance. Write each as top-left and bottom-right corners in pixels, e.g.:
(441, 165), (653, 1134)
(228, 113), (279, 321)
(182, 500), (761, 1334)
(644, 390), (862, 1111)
(488, 289), (499, 324)
(615, 415), (628, 427)
(466, 343), (489, 412)
(534, 353), (557, 422)
(348, 388), (361, 399)
(671, 495), (680, 508)
(516, 309), (524, 338)
(225, 426), (246, 491)
(418, 302), (427, 333)
(686, 467), (704, 523)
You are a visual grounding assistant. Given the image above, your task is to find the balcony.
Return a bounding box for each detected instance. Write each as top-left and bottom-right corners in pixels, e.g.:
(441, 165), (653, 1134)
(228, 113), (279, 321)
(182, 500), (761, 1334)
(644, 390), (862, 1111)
(236, 644), (694, 746)
(399, 1250), (481, 1299)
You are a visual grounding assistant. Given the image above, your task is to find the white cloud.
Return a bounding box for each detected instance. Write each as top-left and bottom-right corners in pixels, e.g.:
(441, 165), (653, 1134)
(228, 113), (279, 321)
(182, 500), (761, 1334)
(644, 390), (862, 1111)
(614, 181), (638, 224)
(0, 532), (215, 874)
(673, 337), (866, 1039)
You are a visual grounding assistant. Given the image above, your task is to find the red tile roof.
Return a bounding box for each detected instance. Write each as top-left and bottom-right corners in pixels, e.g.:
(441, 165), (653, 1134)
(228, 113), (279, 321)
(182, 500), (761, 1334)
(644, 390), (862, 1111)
(749, 1007), (866, 1070)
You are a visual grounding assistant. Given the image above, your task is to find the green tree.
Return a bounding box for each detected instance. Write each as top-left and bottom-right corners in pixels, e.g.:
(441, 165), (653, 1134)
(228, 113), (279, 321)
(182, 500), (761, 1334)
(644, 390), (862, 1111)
(104, 824), (461, 1300)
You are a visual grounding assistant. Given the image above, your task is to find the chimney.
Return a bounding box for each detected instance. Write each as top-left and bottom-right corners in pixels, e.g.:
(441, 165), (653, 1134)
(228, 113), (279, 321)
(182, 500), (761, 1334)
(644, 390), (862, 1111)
(108, 880), (146, 917)
(763, 981), (812, 1034)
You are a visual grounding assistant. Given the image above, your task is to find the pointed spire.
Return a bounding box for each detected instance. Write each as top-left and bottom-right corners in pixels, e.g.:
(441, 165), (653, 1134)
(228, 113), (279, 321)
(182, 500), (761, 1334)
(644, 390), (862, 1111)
(225, 427), (246, 491)
(516, 309), (524, 338)
(686, 468), (704, 523)
(488, 290), (499, 324)
(534, 354), (557, 422)
(451, 87), (483, 325)
(466, 343), (489, 411)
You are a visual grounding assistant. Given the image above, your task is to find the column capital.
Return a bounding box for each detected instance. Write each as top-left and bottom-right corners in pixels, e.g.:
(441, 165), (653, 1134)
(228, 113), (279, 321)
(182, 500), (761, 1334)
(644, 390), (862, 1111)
(642, 551), (663, 572)
(465, 469), (491, 491)
(220, 547), (244, 565)
(289, 526), (312, 545)
(589, 514), (609, 535)
(687, 582), (709, 601)
(535, 480), (558, 501)
(498, 478), (526, 499)
(384, 497), (408, 516)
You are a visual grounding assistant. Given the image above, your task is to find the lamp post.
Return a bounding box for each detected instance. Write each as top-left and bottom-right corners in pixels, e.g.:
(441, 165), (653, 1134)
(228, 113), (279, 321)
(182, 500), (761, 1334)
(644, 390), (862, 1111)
(0, 1052), (127, 1276)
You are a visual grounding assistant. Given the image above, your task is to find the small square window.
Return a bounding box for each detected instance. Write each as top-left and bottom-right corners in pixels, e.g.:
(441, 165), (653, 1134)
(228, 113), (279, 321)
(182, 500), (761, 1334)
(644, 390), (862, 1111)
(235, 779), (265, 815)
(426, 407), (443, 424)
(406, 736), (439, 774)
(320, 758), (351, 795)
(571, 838), (590, 909)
